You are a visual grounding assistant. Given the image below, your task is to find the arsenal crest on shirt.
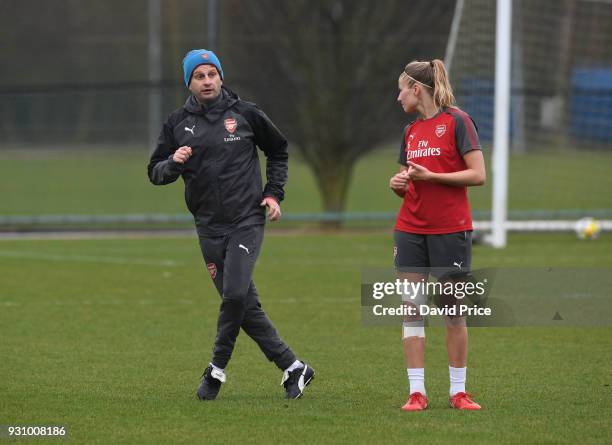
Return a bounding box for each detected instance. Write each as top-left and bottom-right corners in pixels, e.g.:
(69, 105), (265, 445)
(207, 262), (217, 279)
(435, 124), (446, 138)
(224, 118), (237, 134)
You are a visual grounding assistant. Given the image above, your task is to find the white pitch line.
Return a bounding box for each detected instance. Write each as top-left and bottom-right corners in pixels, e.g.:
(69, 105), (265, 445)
(0, 296), (355, 307)
(0, 250), (181, 267)
(0, 230), (196, 241)
(0, 298), (199, 307)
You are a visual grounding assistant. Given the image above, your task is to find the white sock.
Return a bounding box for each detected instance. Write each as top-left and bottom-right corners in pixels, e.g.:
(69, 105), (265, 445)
(284, 360), (303, 373)
(407, 368), (426, 395)
(211, 363), (225, 374)
(449, 366), (466, 396)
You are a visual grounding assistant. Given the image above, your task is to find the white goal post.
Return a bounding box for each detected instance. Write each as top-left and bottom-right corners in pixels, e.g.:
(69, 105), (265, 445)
(491, 0), (511, 248)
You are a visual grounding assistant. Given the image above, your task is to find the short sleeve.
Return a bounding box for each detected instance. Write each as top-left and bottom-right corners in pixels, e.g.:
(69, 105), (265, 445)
(452, 111), (482, 157)
(398, 125), (410, 166)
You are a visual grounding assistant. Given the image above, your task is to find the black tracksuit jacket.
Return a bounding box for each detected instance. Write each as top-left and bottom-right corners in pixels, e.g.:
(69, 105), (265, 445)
(147, 87), (288, 237)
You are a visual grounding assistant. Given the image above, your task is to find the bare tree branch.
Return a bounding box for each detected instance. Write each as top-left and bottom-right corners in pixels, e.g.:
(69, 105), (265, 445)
(221, 0), (454, 215)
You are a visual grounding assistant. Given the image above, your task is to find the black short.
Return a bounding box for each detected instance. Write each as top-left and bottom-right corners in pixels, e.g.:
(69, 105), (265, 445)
(394, 230), (472, 278)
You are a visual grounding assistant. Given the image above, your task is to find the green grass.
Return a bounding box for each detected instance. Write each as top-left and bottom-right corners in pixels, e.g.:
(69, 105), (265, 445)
(1, 233), (611, 444)
(0, 148), (611, 216)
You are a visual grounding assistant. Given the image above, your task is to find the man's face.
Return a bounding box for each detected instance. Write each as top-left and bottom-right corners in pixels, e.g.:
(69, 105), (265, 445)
(189, 64), (222, 103)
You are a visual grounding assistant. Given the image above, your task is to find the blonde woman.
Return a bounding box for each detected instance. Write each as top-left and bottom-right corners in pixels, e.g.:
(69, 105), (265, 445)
(389, 59), (486, 411)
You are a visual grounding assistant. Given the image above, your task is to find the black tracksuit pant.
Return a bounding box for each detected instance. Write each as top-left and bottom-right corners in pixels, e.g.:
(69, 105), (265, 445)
(198, 224), (296, 370)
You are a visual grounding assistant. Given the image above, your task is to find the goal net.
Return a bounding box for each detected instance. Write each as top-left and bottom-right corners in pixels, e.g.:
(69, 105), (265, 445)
(447, 0), (612, 240)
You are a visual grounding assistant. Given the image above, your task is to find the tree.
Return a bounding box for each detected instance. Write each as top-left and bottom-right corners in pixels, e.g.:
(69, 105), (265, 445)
(220, 0), (454, 216)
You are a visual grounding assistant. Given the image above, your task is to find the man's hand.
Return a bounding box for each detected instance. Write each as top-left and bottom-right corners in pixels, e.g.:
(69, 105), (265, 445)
(407, 161), (433, 181)
(260, 197), (281, 221)
(172, 146), (192, 164)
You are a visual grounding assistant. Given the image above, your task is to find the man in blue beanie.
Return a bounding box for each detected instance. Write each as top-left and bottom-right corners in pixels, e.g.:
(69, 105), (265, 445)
(148, 49), (315, 401)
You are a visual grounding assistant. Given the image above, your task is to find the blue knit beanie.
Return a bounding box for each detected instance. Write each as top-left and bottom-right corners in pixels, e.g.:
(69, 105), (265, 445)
(182, 49), (223, 87)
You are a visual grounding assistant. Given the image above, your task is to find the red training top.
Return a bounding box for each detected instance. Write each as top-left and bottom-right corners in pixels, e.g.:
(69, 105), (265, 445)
(395, 107), (481, 235)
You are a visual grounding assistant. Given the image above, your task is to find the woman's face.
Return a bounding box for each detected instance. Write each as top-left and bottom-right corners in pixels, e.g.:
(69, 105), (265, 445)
(397, 78), (418, 114)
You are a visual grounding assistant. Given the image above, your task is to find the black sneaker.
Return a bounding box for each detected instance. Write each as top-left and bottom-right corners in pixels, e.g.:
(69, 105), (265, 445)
(196, 364), (226, 400)
(281, 363), (315, 399)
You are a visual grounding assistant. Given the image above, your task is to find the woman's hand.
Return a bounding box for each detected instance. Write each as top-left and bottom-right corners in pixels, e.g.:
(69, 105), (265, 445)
(406, 151), (486, 187)
(390, 171), (410, 196)
(406, 161), (433, 181)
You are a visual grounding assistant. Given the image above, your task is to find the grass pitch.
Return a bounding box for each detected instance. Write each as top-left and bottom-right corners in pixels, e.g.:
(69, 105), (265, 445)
(0, 147), (611, 216)
(1, 233), (611, 444)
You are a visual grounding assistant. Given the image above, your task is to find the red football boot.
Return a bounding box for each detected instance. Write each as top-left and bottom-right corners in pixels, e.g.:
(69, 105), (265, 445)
(401, 392), (428, 411)
(449, 392), (481, 410)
